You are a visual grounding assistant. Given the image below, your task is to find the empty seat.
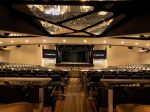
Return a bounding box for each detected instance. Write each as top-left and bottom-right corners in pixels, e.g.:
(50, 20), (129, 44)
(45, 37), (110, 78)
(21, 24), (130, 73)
(103, 72), (115, 79)
(7, 71), (20, 77)
(130, 72), (143, 79)
(49, 74), (62, 82)
(143, 72), (150, 79)
(20, 72), (35, 77)
(116, 72), (129, 79)
(0, 71), (6, 77)
(35, 71), (48, 77)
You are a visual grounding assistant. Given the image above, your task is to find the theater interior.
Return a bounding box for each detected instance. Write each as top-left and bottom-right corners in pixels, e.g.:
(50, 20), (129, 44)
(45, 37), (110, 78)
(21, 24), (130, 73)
(0, 0), (150, 112)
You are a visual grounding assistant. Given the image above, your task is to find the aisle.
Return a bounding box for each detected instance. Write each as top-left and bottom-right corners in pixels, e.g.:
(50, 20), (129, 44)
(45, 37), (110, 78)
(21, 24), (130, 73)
(55, 78), (97, 112)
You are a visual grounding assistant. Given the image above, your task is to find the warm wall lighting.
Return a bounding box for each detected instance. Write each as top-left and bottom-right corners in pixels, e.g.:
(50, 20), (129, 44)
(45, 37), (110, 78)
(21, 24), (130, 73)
(84, 40), (87, 43)
(25, 40), (29, 43)
(63, 39), (66, 42)
(43, 40), (47, 42)
(135, 42), (138, 45)
(103, 40), (107, 43)
(121, 41), (124, 44)
(146, 43), (149, 46)
(0, 42), (3, 44)
(10, 40), (14, 43)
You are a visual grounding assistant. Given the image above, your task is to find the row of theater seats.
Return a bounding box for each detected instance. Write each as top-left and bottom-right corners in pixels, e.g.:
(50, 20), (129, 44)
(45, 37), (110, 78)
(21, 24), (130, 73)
(0, 62), (42, 71)
(86, 71), (150, 80)
(108, 64), (150, 71)
(84, 69), (150, 111)
(0, 70), (68, 78)
(0, 67), (69, 112)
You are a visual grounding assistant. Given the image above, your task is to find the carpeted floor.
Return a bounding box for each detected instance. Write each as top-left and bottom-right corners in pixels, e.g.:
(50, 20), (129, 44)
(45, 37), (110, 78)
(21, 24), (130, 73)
(54, 78), (97, 112)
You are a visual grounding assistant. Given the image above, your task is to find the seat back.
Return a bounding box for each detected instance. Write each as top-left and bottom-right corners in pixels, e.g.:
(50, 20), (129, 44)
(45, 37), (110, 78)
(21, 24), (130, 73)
(0, 71), (6, 77)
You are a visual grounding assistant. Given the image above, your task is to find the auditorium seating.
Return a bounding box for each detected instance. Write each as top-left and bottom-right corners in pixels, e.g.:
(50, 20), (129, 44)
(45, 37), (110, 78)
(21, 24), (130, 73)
(84, 65), (150, 111)
(0, 62), (69, 112)
(0, 62), (41, 71)
(1, 63), (150, 112)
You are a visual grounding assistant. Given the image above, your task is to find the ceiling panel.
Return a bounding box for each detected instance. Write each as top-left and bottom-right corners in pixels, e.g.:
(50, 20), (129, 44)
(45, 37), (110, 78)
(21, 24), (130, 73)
(14, 4), (94, 23)
(36, 19), (73, 34)
(62, 11), (113, 30)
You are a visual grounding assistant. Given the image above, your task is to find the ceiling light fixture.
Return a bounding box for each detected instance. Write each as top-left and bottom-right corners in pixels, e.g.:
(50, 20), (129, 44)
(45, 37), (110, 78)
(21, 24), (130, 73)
(63, 39), (66, 42)
(103, 40), (107, 43)
(43, 40), (47, 42)
(84, 40), (87, 43)
(45, 6), (68, 16)
(10, 40), (14, 43)
(121, 41), (124, 44)
(135, 42), (138, 45)
(98, 11), (108, 16)
(146, 43), (149, 46)
(25, 40), (29, 43)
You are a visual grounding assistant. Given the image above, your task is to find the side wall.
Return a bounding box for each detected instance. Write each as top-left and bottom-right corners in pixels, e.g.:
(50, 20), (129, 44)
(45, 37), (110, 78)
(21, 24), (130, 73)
(0, 45), (149, 67)
(0, 45), (42, 65)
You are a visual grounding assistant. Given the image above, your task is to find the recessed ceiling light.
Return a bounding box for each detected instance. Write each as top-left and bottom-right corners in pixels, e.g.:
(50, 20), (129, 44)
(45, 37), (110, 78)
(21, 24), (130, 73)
(63, 39), (66, 42)
(121, 41), (124, 44)
(43, 40), (47, 42)
(84, 40), (87, 43)
(0, 42), (3, 44)
(103, 40), (107, 43)
(10, 40), (14, 43)
(146, 43), (149, 46)
(25, 40), (29, 43)
(135, 42), (138, 45)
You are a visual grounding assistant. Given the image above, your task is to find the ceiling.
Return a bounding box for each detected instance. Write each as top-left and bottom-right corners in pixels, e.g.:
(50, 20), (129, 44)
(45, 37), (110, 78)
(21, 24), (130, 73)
(0, 0), (150, 50)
